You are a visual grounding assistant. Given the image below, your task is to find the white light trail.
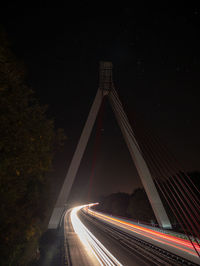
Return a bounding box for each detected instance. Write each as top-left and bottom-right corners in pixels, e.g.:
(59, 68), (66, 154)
(70, 205), (122, 266)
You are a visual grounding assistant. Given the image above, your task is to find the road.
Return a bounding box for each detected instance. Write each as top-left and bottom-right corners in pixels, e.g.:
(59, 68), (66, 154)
(64, 205), (200, 265)
(64, 208), (100, 265)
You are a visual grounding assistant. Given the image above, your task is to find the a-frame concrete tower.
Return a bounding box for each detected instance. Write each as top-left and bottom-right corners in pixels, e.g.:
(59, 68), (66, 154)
(48, 62), (172, 230)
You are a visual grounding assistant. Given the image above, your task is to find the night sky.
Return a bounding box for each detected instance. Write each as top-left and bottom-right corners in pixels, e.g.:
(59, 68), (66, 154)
(2, 5), (200, 202)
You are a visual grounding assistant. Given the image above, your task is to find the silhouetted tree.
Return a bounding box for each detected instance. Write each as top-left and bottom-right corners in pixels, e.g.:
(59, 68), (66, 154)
(95, 192), (130, 217)
(127, 188), (156, 223)
(0, 27), (66, 265)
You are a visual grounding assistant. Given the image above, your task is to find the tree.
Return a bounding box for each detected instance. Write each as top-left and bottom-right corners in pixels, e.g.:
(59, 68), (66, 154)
(95, 192), (130, 217)
(0, 27), (65, 265)
(127, 188), (156, 223)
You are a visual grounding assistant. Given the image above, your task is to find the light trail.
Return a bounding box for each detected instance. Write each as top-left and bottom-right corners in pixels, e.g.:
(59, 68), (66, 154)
(86, 208), (200, 264)
(88, 209), (199, 252)
(70, 205), (122, 266)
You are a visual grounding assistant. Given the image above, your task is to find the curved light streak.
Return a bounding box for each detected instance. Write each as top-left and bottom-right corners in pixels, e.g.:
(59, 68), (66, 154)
(70, 205), (122, 266)
(87, 208), (200, 261)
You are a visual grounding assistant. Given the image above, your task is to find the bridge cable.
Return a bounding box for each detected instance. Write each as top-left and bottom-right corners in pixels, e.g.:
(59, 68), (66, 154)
(126, 108), (200, 255)
(135, 126), (200, 256)
(110, 88), (200, 256)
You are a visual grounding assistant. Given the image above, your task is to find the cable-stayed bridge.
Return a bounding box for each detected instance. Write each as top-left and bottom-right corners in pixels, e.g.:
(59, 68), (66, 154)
(48, 62), (200, 265)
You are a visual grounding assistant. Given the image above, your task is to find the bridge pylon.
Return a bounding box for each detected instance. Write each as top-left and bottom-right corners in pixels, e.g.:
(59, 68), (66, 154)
(48, 61), (172, 229)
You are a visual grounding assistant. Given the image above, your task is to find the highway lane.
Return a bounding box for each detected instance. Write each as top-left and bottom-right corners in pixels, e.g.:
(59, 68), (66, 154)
(79, 209), (167, 266)
(64, 205), (157, 265)
(84, 207), (200, 265)
(64, 204), (199, 265)
(64, 208), (100, 265)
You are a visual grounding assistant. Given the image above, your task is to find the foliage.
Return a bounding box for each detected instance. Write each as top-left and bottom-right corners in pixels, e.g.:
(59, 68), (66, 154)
(0, 27), (66, 265)
(127, 188), (156, 223)
(95, 192), (130, 217)
(95, 189), (157, 223)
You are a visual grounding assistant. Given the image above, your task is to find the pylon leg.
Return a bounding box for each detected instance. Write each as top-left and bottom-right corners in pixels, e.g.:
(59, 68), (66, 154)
(109, 90), (172, 229)
(48, 89), (104, 229)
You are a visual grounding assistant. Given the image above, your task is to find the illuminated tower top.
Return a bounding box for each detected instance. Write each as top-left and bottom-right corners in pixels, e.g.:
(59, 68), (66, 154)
(99, 61), (113, 91)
